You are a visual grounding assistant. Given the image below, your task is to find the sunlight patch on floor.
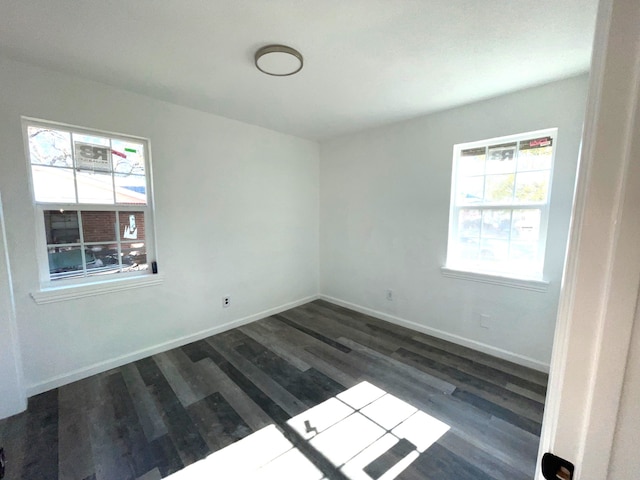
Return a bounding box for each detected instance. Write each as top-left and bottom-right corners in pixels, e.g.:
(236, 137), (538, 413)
(165, 381), (450, 479)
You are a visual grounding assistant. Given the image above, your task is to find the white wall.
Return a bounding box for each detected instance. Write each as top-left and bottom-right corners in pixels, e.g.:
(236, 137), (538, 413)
(319, 75), (589, 370)
(0, 56), (319, 406)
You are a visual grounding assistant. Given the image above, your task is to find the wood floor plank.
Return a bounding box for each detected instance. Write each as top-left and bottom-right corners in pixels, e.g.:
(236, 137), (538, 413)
(168, 348), (220, 403)
(147, 435), (183, 477)
(315, 299), (549, 387)
(437, 431), (531, 480)
(206, 336), (308, 417)
(186, 392), (252, 451)
(245, 319), (360, 388)
(393, 347), (544, 423)
(230, 328), (347, 407)
(2, 300), (546, 479)
(134, 357), (210, 467)
(104, 371), (157, 477)
(86, 375), (138, 480)
(408, 442), (496, 480)
(338, 337), (456, 395)
(299, 301), (400, 356)
(239, 322), (312, 372)
(285, 368), (346, 407)
(273, 313), (352, 353)
(0, 407), (27, 480)
(426, 394), (537, 477)
(365, 321), (547, 396)
(58, 378), (95, 480)
(187, 340), (291, 424)
(21, 390), (59, 480)
(233, 330), (307, 388)
(196, 357), (274, 432)
(506, 382), (547, 404)
(282, 305), (397, 356)
(338, 343), (449, 400)
(120, 363), (168, 442)
(189, 349), (351, 480)
(452, 388), (541, 435)
(136, 467), (162, 480)
(153, 352), (201, 407)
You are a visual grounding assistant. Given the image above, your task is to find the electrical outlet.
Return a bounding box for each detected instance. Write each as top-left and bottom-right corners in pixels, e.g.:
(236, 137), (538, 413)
(222, 296), (231, 308)
(386, 289), (393, 301)
(480, 314), (490, 329)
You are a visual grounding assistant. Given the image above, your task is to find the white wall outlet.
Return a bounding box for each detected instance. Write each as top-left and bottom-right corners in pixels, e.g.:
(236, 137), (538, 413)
(480, 313), (490, 329)
(222, 296), (231, 308)
(386, 289), (393, 301)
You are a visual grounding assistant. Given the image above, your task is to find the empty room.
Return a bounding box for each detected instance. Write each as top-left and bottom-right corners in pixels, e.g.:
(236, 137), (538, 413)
(2, 1), (640, 479)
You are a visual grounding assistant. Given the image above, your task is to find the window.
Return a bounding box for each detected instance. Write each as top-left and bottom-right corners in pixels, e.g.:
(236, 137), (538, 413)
(24, 118), (156, 286)
(445, 129), (557, 280)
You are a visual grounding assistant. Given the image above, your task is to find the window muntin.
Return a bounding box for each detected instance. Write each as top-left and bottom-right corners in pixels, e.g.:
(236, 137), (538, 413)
(446, 130), (556, 279)
(25, 119), (154, 285)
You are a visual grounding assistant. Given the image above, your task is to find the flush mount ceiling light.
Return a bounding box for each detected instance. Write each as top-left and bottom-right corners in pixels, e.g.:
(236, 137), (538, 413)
(255, 45), (303, 76)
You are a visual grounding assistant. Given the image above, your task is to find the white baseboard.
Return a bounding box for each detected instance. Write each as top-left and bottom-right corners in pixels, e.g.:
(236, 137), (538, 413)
(319, 294), (550, 373)
(26, 294), (319, 397)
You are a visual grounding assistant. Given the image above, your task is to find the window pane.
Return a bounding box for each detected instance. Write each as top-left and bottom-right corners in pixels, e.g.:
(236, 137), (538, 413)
(74, 141), (112, 173)
(484, 174), (514, 203)
(486, 143), (516, 174)
(48, 246), (84, 280)
(515, 171), (549, 203)
(119, 212), (145, 241)
(81, 211), (117, 242)
(452, 238), (479, 263)
(482, 210), (512, 239)
(509, 241), (539, 271)
(27, 127), (73, 167)
(122, 242), (147, 271)
(457, 176), (484, 204)
(85, 244), (121, 276)
(458, 209), (481, 238)
(112, 140), (145, 176)
(479, 238), (509, 266)
(511, 209), (541, 241)
(76, 171), (115, 204)
(517, 146), (553, 172)
(457, 152), (485, 176)
(115, 174), (147, 204)
(32, 165), (76, 203)
(72, 133), (109, 147)
(44, 210), (80, 244)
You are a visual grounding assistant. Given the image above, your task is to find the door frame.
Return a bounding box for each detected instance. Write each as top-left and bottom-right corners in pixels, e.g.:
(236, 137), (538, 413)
(537, 0), (640, 477)
(0, 192), (26, 418)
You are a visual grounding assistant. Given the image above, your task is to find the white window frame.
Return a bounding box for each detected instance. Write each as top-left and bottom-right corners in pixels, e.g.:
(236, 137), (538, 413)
(23, 117), (161, 299)
(443, 128), (557, 286)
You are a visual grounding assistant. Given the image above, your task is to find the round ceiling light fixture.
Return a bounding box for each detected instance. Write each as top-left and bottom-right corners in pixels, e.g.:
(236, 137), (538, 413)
(255, 45), (303, 76)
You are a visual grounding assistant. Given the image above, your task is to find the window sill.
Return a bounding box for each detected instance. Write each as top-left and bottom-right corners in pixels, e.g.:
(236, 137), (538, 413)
(30, 273), (164, 304)
(440, 267), (549, 292)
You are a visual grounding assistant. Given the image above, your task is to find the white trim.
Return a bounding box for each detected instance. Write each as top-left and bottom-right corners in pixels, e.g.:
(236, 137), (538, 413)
(319, 294), (550, 372)
(22, 115), (151, 143)
(25, 294), (319, 396)
(30, 273), (165, 304)
(0, 193), (27, 418)
(440, 266), (549, 292)
(538, 0), (640, 478)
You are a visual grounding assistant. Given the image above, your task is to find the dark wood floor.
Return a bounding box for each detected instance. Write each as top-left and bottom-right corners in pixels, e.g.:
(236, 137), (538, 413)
(0, 300), (547, 480)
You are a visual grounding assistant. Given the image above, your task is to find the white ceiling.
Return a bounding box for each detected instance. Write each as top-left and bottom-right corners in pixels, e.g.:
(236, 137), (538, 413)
(0, 1), (598, 140)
